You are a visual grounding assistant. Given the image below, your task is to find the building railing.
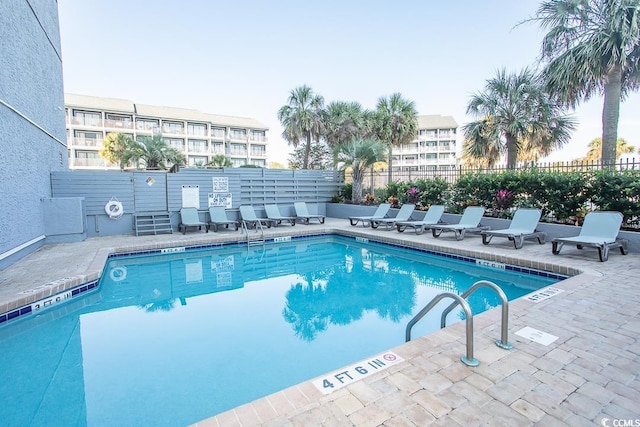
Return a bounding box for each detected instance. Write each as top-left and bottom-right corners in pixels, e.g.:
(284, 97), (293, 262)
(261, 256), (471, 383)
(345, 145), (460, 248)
(70, 116), (103, 127)
(72, 137), (101, 147)
(104, 119), (133, 129)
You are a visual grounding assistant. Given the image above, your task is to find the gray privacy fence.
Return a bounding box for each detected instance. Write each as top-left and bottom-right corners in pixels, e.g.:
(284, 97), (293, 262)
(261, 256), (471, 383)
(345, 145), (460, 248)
(50, 168), (341, 237)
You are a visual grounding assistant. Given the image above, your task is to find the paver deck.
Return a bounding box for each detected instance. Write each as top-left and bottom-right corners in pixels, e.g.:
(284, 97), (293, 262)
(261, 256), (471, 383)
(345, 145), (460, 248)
(1, 218), (638, 426)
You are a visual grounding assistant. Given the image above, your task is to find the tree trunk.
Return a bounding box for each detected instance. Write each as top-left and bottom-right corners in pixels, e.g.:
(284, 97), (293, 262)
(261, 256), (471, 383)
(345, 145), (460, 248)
(386, 149), (393, 183)
(303, 132), (312, 169)
(506, 133), (518, 168)
(602, 65), (622, 168)
(352, 172), (363, 204)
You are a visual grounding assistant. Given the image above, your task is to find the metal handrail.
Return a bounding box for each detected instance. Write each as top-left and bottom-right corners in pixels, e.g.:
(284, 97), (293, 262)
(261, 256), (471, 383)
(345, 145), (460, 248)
(440, 280), (512, 350)
(405, 292), (479, 367)
(241, 218), (265, 246)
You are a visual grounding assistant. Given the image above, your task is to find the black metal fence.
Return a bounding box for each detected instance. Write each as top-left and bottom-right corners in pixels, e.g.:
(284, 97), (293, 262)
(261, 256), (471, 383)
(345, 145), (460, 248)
(361, 158), (640, 189)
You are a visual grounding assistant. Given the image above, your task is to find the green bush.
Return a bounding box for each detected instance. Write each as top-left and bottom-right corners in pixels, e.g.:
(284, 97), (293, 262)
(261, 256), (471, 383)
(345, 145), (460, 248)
(589, 170), (640, 225)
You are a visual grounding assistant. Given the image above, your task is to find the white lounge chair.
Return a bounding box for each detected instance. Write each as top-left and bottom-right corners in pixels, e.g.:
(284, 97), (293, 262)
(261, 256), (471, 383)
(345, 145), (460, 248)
(430, 206), (487, 240)
(395, 205), (445, 235)
(265, 204), (296, 226)
(294, 202), (325, 224)
(208, 207), (238, 232)
(349, 203), (391, 227)
(179, 207), (208, 234)
(370, 204), (416, 230)
(551, 211), (629, 262)
(239, 205), (273, 231)
(481, 208), (546, 249)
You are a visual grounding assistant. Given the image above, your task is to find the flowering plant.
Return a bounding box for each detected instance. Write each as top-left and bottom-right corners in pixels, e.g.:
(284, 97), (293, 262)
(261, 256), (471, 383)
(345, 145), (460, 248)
(387, 195), (400, 208)
(406, 186), (419, 204)
(364, 193), (376, 205)
(495, 189), (514, 211)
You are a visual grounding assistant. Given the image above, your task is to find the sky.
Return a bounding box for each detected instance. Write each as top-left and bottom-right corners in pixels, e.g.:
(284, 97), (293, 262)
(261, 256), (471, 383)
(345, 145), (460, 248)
(57, 0), (640, 166)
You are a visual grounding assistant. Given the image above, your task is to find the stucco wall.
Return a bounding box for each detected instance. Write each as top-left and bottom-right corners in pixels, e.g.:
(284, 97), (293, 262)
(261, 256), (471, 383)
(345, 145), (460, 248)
(0, 0), (67, 269)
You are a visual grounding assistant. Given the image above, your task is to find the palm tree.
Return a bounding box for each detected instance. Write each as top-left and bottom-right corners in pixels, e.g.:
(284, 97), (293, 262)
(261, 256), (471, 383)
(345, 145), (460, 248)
(133, 135), (184, 170)
(322, 101), (372, 148)
(333, 139), (387, 204)
(206, 154), (232, 168)
(533, 0), (640, 165)
(374, 93), (418, 182)
(99, 132), (137, 170)
(463, 68), (576, 168)
(277, 85), (325, 169)
(583, 137), (635, 161)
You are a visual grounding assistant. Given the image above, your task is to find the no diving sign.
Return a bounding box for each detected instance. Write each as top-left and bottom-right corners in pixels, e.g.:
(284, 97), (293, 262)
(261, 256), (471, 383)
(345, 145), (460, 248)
(312, 352), (404, 394)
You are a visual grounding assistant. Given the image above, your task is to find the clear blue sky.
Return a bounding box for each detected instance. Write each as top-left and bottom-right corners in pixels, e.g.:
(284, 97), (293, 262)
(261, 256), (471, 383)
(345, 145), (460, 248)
(58, 0), (640, 165)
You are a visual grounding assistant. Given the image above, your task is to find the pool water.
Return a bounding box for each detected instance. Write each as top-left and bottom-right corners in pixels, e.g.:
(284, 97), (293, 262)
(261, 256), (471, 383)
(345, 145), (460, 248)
(0, 235), (560, 426)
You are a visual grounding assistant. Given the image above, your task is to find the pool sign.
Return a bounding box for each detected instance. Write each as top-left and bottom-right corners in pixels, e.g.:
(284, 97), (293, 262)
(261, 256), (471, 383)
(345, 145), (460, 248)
(312, 351), (404, 394)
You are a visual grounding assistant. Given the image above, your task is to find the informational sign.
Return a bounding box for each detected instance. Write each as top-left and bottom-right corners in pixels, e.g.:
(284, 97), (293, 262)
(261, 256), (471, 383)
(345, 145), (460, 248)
(182, 185), (200, 208)
(212, 177), (229, 192)
(208, 192), (232, 209)
(312, 351), (404, 394)
(146, 176), (155, 186)
(184, 259), (203, 283)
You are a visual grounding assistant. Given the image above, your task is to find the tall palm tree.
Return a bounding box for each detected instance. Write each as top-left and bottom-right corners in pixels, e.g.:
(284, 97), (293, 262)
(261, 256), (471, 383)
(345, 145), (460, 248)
(583, 137), (635, 161)
(333, 139), (387, 204)
(463, 68), (576, 168)
(322, 101), (372, 148)
(533, 0), (640, 165)
(99, 132), (137, 170)
(277, 85), (325, 169)
(374, 93), (418, 182)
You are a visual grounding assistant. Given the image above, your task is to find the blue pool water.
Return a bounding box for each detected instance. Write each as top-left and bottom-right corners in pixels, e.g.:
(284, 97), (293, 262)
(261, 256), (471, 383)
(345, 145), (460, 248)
(0, 235), (561, 426)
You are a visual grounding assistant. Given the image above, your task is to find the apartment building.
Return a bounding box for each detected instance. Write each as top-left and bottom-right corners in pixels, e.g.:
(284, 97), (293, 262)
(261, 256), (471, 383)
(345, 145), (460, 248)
(392, 115), (458, 172)
(65, 94), (268, 169)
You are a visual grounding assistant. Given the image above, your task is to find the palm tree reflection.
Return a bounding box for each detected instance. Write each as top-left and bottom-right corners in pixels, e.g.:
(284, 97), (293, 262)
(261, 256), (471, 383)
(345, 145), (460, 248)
(282, 248), (416, 341)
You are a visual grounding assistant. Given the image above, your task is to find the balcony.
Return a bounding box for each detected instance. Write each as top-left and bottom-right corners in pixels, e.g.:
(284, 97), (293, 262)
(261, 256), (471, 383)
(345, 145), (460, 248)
(211, 130), (226, 139)
(249, 134), (266, 142)
(250, 150), (267, 158)
(229, 150), (247, 157)
(71, 116), (103, 127)
(162, 126), (185, 135)
(187, 145), (209, 154)
(104, 119), (133, 130)
(72, 137), (101, 147)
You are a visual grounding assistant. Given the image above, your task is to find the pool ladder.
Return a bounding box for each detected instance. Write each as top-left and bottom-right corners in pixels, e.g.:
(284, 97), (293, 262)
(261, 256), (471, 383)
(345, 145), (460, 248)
(405, 280), (512, 367)
(241, 218), (266, 247)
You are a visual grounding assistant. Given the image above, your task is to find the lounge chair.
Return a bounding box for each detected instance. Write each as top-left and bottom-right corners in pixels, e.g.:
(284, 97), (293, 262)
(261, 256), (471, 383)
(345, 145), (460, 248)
(179, 207), (208, 234)
(239, 205), (273, 231)
(370, 204), (416, 230)
(208, 207), (238, 232)
(430, 206), (487, 240)
(349, 203), (391, 227)
(551, 211), (629, 262)
(395, 205), (445, 235)
(265, 204), (296, 226)
(294, 202), (325, 224)
(481, 208), (546, 249)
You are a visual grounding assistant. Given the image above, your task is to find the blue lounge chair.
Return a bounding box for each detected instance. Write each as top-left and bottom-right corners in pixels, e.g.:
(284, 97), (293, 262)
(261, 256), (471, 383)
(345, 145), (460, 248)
(179, 207), (208, 234)
(395, 205), (445, 235)
(481, 208), (545, 249)
(349, 203), (391, 227)
(371, 204), (416, 230)
(551, 211), (629, 261)
(430, 206), (487, 240)
(208, 207), (239, 232)
(265, 204), (296, 226)
(294, 202), (325, 224)
(239, 205), (273, 230)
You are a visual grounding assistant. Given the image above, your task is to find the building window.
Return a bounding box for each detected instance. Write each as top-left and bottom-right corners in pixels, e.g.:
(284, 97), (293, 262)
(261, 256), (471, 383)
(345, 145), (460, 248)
(231, 158), (246, 167)
(211, 127), (226, 139)
(73, 131), (103, 147)
(230, 143), (247, 156)
(162, 121), (184, 134)
(230, 128), (246, 139)
(188, 156), (209, 167)
(136, 118), (159, 131)
(250, 130), (265, 141)
(187, 139), (208, 153)
(187, 123), (207, 136)
(211, 143), (224, 154)
(105, 113), (132, 129)
(72, 111), (101, 126)
(164, 138), (184, 151)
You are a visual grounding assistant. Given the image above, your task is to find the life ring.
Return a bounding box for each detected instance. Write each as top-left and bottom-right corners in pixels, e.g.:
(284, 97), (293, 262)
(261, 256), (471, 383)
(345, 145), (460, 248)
(105, 200), (124, 219)
(109, 266), (127, 282)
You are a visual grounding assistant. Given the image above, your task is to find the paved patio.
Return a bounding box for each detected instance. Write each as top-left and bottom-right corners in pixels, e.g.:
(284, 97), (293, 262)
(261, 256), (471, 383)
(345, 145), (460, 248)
(1, 218), (638, 426)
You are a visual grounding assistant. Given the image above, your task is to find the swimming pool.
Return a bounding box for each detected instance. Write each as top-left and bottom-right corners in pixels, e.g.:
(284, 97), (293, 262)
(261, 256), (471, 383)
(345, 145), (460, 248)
(0, 235), (562, 426)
